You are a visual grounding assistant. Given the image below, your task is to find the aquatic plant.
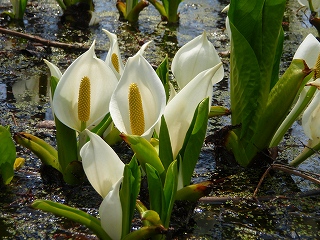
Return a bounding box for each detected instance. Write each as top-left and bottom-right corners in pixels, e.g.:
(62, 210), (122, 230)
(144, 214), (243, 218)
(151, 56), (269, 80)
(109, 41), (166, 140)
(2, 0), (27, 20)
(15, 40), (119, 184)
(148, 0), (182, 24)
(116, 0), (149, 23)
(0, 125), (17, 184)
(221, 0), (314, 166)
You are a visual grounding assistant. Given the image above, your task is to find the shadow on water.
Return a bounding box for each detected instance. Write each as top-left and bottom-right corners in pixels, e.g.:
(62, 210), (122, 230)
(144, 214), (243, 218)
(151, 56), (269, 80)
(0, 0), (320, 238)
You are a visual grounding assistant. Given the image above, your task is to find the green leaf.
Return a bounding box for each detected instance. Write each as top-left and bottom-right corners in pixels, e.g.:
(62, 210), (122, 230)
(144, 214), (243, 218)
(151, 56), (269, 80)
(126, 1), (149, 22)
(162, 160), (178, 228)
(0, 126), (16, 184)
(270, 73), (315, 147)
(229, 0), (286, 146)
(229, 19), (262, 144)
(178, 98), (209, 187)
(91, 113), (112, 137)
(14, 132), (61, 172)
(121, 134), (165, 178)
(156, 55), (170, 101)
(145, 163), (164, 217)
(175, 180), (213, 201)
(122, 225), (166, 240)
(208, 106), (230, 118)
(32, 200), (111, 240)
(148, 0), (167, 19)
(50, 77), (79, 184)
(20, 0), (28, 17)
(224, 130), (250, 167)
(120, 157), (141, 237)
(162, 0), (182, 23)
(247, 59), (312, 160)
(270, 28), (284, 89)
(159, 116), (173, 171)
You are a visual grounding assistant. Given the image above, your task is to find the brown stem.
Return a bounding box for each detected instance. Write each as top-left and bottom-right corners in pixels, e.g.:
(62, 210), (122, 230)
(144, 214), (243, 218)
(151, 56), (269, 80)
(0, 27), (89, 50)
(199, 188), (320, 205)
(253, 163), (320, 197)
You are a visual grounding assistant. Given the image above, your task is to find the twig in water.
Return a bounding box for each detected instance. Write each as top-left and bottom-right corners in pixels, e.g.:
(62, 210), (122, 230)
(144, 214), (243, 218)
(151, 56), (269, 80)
(253, 163), (320, 198)
(0, 27), (89, 50)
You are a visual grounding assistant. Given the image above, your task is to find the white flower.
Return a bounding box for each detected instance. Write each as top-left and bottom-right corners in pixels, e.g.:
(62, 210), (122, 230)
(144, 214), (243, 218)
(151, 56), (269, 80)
(80, 130), (124, 198)
(103, 29), (125, 80)
(52, 41), (118, 132)
(80, 130), (124, 239)
(162, 63), (223, 159)
(109, 42), (166, 140)
(171, 32), (224, 89)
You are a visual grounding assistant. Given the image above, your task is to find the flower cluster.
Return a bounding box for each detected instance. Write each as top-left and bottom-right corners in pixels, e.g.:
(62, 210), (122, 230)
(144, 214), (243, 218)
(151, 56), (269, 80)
(43, 29), (224, 239)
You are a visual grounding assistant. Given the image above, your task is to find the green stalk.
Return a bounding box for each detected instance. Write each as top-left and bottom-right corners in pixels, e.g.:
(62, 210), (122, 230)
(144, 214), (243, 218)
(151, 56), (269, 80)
(290, 139), (320, 167)
(225, 130), (249, 167)
(246, 59), (312, 161)
(149, 0), (167, 19)
(50, 77), (79, 184)
(270, 82), (316, 147)
(164, 0), (182, 23)
(32, 200), (111, 240)
(126, 0), (149, 22)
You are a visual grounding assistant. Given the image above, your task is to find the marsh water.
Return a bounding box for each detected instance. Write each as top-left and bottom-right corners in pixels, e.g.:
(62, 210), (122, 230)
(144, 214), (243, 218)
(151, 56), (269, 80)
(0, 0), (320, 238)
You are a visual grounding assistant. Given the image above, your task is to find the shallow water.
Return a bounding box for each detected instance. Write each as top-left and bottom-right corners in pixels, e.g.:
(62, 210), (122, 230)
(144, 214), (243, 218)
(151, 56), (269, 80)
(0, 0), (320, 238)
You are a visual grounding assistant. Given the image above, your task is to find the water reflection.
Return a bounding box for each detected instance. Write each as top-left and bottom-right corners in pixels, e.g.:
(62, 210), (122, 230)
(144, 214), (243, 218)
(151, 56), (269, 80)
(8, 74), (53, 121)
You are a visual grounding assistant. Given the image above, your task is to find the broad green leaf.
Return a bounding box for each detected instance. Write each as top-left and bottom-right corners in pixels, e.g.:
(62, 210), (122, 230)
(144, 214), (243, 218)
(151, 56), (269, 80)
(229, 20), (262, 143)
(178, 98), (209, 187)
(145, 163), (164, 219)
(162, 160), (178, 228)
(0, 126), (16, 184)
(32, 200), (111, 240)
(159, 116), (173, 171)
(270, 28), (284, 89)
(228, 0), (287, 165)
(260, 0), (286, 91)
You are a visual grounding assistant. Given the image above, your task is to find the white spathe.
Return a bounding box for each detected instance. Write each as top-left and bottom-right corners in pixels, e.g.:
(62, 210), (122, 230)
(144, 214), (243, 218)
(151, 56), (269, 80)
(99, 177), (123, 240)
(52, 41), (118, 132)
(80, 129), (124, 198)
(171, 32), (224, 89)
(103, 29), (125, 79)
(109, 42), (166, 140)
(163, 63), (223, 159)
